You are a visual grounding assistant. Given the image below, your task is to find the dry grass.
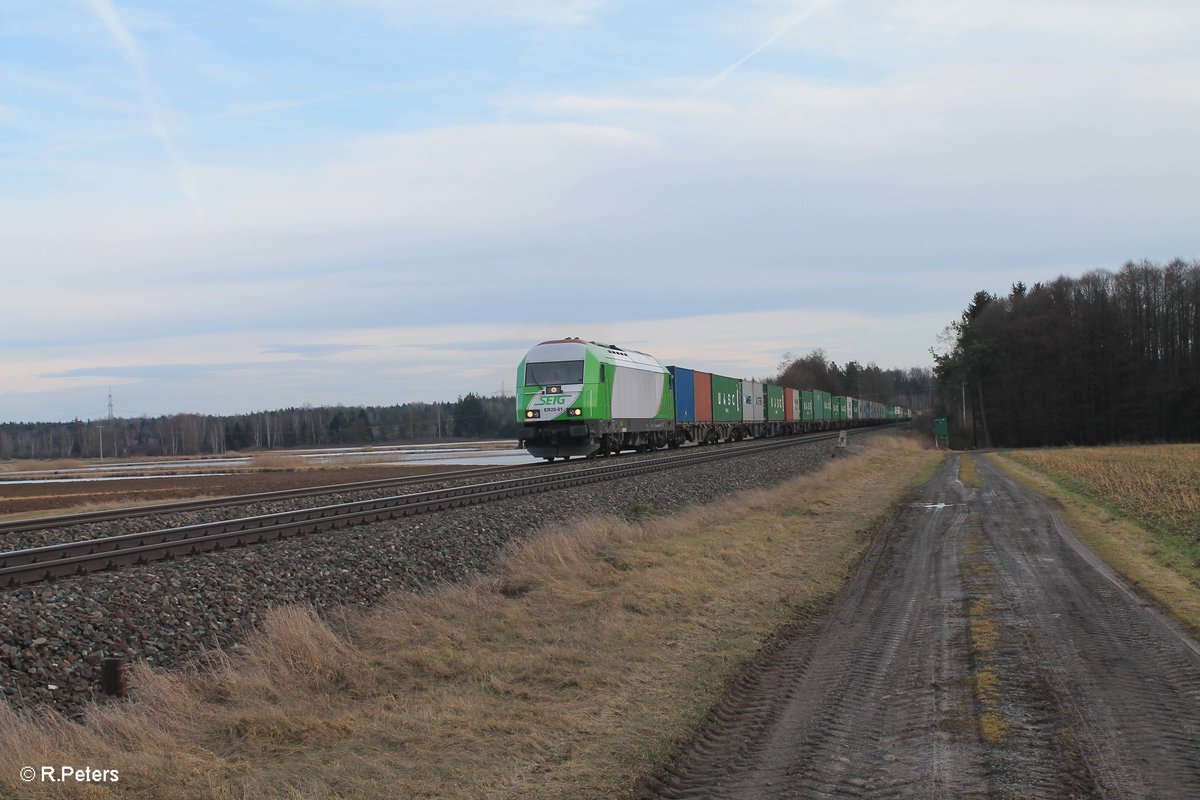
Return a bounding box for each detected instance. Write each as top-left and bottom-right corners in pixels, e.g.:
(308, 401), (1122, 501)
(958, 454), (980, 487)
(990, 449), (1200, 635)
(961, 520), (1012, 745)
(0, 459), (89, 474)
(0, 438), (939, 800)
(247, 453), (303, 471)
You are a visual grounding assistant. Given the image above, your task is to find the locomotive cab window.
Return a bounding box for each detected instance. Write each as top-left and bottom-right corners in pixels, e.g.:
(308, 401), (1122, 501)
(525, 360), (584, 386)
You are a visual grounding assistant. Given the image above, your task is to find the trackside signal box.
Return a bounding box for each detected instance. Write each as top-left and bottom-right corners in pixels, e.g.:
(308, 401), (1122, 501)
(934, 417), (949, 449)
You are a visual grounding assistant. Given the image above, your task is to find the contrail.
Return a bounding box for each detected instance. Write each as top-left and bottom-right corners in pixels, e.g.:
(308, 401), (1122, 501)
(82, 0), (202, 214)
(697, 1), (833, 94)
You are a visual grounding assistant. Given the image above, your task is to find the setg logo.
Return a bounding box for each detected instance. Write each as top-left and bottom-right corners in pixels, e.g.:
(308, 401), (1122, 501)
(527, 389), (581, 421)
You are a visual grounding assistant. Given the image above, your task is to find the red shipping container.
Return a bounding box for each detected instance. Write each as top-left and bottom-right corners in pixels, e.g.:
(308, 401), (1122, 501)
(694, 370), (713, 423)
(784, 387), (796, 421)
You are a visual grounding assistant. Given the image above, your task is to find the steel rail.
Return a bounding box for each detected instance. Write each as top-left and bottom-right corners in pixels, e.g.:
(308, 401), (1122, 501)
(0, 426), (891, 587)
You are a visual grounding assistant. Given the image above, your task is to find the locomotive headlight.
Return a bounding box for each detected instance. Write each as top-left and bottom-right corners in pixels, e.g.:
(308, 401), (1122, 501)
(547, 385), (561, 394)
(526, 410), (541, 419)
(571, 408), (583, 416)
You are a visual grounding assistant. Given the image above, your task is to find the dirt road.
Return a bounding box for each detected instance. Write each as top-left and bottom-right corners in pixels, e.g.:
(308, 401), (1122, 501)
(645, 454), (1200, 799)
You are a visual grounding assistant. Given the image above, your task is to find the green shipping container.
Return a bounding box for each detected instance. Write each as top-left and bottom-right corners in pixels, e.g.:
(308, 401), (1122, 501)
(765, 384), (786, 420)
(834, 396), (845, 420)
(813, 390), (829, 420)
(801, 389), (815, 421)
(711, 374), (741, 422)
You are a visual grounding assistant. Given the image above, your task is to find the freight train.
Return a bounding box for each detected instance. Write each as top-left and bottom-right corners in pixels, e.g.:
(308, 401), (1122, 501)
(515, 338), (911, 461)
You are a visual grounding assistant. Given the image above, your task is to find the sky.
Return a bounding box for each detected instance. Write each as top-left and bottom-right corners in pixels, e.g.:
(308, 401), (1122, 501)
(2, 1), (1198, 423)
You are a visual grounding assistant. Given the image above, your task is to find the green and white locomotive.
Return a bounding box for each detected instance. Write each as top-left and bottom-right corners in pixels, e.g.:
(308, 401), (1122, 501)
(516, 338), (674, 460)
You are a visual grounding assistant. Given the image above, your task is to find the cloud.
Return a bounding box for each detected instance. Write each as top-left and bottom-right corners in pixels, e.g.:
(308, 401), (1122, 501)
(419, 340), (543, 352)
(282, 0), (608, 28)
(80, 0), (201, 212)
(517, 94), (732, 117)
(39, 362), (262, 380)
(5, 1), (1199, 423)
(1, 120), (659, 291)
(220, 81), (416, 119)
(4, 56), (1196, 364)
(696, 0), (836, 94)
(262, 344), (373, 358)
(80, 0), (144, 64)
(723, 0), (1200, 65)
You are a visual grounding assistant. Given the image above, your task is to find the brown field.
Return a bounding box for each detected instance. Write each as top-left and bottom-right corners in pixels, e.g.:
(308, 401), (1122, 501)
(1006, 445), (1200, 548)
(0, 439), (939, 800)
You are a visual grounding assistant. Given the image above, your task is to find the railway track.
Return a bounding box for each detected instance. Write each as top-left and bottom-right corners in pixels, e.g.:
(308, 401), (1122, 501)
(0, 462), (519, 536)
(0, 428), (882, 588)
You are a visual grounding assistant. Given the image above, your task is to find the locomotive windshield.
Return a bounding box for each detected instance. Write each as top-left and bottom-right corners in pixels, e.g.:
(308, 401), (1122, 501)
(525, 360), (584, 386)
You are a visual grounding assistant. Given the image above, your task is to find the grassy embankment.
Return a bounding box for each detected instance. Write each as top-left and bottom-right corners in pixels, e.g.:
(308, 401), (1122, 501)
(989, 445), (1200, 634)
(0, 438), (940, 800)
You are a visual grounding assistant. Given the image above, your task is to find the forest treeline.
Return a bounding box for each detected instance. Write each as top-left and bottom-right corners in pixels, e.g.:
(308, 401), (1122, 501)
(772, 351), (934, 411)
(0, 394), (518, 460)
(934, 258), (1200, 447)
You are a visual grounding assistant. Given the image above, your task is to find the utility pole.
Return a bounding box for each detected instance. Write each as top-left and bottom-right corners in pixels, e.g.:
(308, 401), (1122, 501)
(106, 388), (115, 460)
(97, 425), (105, 461)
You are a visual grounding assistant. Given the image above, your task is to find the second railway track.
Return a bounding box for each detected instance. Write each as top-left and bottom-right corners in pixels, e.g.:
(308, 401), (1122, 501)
(0, 462), (523, 536)
(0, 429), (883, 588)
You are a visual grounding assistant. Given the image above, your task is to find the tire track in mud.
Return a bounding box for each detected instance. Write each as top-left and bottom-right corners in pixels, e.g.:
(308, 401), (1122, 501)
(643, 457), (989, 799)
(643, 454), (1200, 799)
(972, 457), (1200, 797)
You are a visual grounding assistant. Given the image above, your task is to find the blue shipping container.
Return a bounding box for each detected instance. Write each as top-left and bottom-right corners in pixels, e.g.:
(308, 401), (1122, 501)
(668, 366), (696, 423)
